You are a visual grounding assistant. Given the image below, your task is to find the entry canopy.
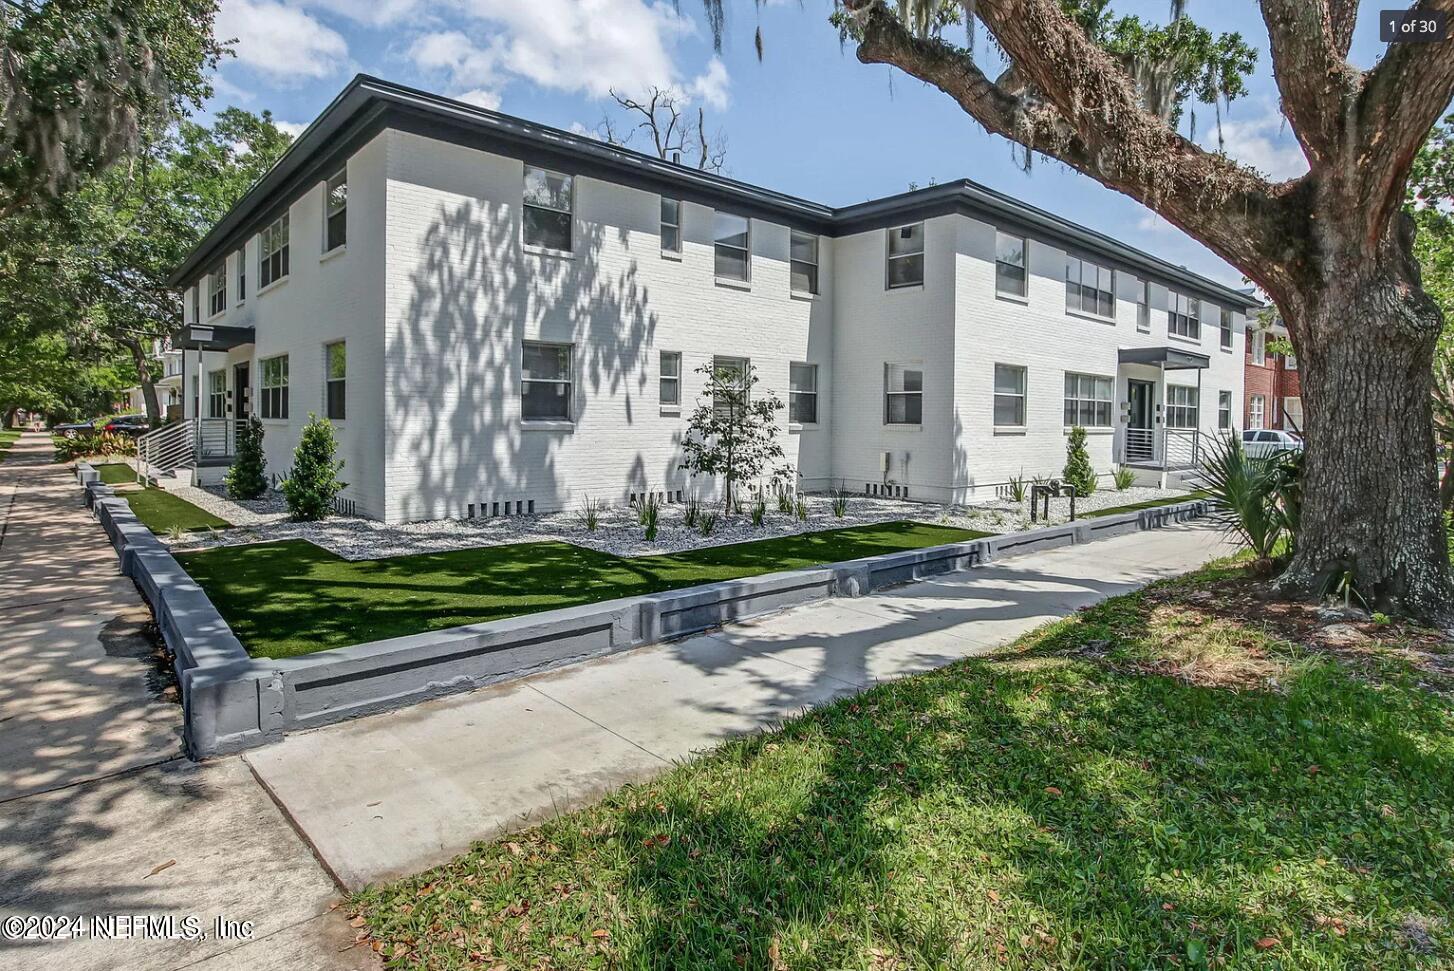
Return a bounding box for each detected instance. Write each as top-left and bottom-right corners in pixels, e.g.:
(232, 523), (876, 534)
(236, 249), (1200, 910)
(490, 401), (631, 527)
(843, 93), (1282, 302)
(1117, 346), (1210, 370)
(171, 324), (255, 352)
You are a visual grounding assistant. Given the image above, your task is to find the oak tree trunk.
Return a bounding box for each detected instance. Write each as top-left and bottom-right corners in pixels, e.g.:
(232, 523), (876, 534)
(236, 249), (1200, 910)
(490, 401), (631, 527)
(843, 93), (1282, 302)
(120, 337), (162, 425)
(1278, 215), (1452, 621)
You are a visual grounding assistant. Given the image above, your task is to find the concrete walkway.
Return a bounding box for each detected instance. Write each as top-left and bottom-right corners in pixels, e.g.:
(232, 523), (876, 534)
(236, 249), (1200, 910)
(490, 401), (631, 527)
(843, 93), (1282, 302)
(0, 433), (373, 971)
(246, 519), (1237, 890)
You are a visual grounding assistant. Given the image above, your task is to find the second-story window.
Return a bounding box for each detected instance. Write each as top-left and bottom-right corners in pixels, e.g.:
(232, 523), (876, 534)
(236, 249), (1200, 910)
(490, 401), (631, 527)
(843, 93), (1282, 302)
(260, 214), (289, 289)
(1220, 308), (1234, 350)
(1252, 329), (1266, 365)
(886, 223), (924, 289)
(884, 364), (923, 424)
(1168, 291), (1200, 340)
(523, 166), (573, 252)
(713, 212), (750, 282)
(995, 231), (1027, 298)
(1065, 256), (1114, 319)
(660, 198), (681, 255)
(208, 264), (226, 317)
(1137, 280), (1150, 332)
(325, 170), (347, 252)
(191, 286), (200, 323)
(237, 249), (246, 303)
(790, 231), (819, 295)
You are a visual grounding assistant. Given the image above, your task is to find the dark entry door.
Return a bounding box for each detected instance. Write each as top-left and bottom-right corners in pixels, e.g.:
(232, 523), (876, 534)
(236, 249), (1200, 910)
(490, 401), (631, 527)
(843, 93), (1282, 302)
(234, 362), (251, 419)
(1127, 380), (1154, 462)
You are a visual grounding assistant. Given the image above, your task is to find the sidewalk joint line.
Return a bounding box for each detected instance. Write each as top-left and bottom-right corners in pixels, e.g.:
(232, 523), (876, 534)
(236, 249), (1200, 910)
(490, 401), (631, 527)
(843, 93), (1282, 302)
(522, 682), (673, 765)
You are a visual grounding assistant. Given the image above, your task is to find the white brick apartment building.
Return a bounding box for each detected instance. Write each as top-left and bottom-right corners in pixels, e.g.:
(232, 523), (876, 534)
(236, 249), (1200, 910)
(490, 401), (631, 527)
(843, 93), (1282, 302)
(164, 76), (1259, 523)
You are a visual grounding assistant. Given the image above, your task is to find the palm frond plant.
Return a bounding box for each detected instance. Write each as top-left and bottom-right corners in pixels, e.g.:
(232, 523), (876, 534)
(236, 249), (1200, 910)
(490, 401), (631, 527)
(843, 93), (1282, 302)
(777, 488), (794, 514)
(1198, 432), (1285, 565)
(750, 498), (766, 527)
(1111, 464), (1136, 491)
(683, 498), (701, 528)
(831, 490), (849, 517)
(576, 496), (602, 532)
(1006, 469), (1029, 503)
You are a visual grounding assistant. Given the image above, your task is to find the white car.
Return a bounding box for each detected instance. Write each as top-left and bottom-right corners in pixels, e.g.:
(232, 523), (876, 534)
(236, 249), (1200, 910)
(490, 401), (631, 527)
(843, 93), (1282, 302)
(1242, 428), (1304, 458)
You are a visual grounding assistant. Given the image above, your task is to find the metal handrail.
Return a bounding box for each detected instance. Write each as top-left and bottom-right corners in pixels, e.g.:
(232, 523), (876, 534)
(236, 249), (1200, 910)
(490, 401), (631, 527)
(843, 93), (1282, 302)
(136, 419), (196, 483)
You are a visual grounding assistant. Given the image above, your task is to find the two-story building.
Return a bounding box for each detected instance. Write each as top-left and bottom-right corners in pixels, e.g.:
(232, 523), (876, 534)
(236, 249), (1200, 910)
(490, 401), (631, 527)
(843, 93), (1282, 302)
(1244, 317), (1302, 432)
(162, 75), (1260, 522)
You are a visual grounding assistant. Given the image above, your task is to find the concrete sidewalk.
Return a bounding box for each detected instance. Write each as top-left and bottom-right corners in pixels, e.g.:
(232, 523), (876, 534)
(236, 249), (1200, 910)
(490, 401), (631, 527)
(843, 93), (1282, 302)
(246, 519), (1237, 890)
(0, 433), (372, 971)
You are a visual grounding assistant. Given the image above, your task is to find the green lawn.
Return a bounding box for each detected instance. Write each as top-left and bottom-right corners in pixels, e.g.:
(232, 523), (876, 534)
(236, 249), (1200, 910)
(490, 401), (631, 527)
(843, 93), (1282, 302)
(95, 462), (137, 485)
(121, 487), (229, 534)
(1083, 490), (1207, 518)
(353, 557), (1454, 969)
(178, 521), (991, 659)
(0, 428), (20, 462)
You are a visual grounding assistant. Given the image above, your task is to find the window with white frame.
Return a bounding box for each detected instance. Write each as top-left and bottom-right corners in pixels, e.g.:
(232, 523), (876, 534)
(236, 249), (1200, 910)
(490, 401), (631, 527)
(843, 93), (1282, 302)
(886, 223), (924, 289)
(1137, 280), (1151, 332)
(208, 264), (226, 317)
(1065, 256), (1114, 318)
(659, 350), (681, 407)
(1219, 390), (1233, 430)
(191, 286), (200, 323)
(790, 363), (818, 423)
(522, 342), (573, 420)
(207, 370), (226, 419)
(713, 212), (750, 282)
(260, 355), (289, 419)
(325, 170), (347, 252)
(790, 231), (819, 295)
(1285, 351), (1297, 369)
(260, 214), (289, 288)
(1252, 330), (1266, 365)
(660, 198), (681, 255)
(236, 249), (246, 302)
(884, 364), (923, 424)
(993, 364), (1026, 427)
(1168, 291), (1200, 340)
(1219, 307), (1233, 350)
(711, 355), (749, 416)
(1249, 393), (1266, 428)
(995, 231), (1027, 298)
(523, 166), (573, 252)
(324, 341), (346, 420)
(1063, 372), (1113, 428)
(1166, 385), (1199, 428)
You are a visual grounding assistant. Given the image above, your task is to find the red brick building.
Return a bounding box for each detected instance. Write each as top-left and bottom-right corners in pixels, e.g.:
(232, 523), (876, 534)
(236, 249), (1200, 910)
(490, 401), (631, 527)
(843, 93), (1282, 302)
(1243, 322), (1302, 431)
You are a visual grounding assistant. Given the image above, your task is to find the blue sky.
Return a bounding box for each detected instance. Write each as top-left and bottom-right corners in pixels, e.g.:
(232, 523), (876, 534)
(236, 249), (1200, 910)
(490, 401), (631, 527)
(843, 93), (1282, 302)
(209, 1), (1399, 288)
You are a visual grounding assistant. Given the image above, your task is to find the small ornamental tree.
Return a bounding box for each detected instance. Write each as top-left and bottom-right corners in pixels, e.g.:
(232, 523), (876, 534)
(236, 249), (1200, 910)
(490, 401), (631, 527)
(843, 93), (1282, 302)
(224, 416), (267, 500)
(1062, 425), (1097, 497)
(281, 415), (345, 522)
(679, 361), (788, 514)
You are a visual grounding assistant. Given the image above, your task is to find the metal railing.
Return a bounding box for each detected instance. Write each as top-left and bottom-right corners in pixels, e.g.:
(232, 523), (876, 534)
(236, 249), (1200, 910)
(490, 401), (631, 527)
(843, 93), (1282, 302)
(1121, 427), (1203, 470)
(136, 417), (244, 482)
(1164, 428), (1203, 469)
(1125, 428), (1155, 464)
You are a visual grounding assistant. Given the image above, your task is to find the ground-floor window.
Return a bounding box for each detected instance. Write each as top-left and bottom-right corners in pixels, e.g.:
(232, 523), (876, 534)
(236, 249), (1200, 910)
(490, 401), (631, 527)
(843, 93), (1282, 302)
(207, 370), (226, 419)
(261, 355), (289, 419)
(789, 363), (818, 424)
(993, 363), (1026, 427)
(1218, 390), (1233, 430)
(324, 341), (346, 420)
(1063, 372), (1113, 427)
(1167, 385), (1199, 428)
(659, 350), (681, 406)
(522, 342), (573, 421)
(711, 355), (749, 417)
(1248, 393), (1265, 429)
(884, 364), (923, 424)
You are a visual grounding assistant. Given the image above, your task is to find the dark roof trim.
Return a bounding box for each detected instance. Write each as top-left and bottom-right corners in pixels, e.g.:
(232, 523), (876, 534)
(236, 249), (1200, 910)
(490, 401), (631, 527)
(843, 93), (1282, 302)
(170, 323), (256, 351)
(1118, 346), (1212, 370)
(168, 75), (1263, 312)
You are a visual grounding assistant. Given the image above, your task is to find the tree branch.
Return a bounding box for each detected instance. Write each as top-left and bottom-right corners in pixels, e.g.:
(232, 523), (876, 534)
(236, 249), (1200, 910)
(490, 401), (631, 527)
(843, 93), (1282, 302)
(1257, 1), (1356, 169)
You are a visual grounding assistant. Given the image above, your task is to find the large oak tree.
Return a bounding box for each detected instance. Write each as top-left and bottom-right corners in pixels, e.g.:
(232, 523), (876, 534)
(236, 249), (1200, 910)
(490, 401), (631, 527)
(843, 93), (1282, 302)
(811, 0), (1454, 621)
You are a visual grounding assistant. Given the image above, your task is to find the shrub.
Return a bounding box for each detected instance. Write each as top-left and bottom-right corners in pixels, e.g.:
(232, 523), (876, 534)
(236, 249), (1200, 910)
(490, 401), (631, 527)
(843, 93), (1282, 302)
(699, 512), (717, 536)
(832, 490), (849, 517)
(98, 430), (137, 457)
(777, 489), (794, 514)
(281, 415), (345, 522)
(750, 498), (766, 527)
(795, 496), (809, 521)
(1062, 426), (1097, 496)
(225, 417), (268, 500)
(639, 494), (660, 541)
(576, 496), (602, 531)
(1111, 464), (1136, 491)
(1007, 469), (1028, 503)
(683, 498), (701, 528)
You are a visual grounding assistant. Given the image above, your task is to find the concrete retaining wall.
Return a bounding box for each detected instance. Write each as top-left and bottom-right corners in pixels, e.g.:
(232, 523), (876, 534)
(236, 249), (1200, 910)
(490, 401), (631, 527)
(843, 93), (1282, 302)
(77, 472), (1208, 758)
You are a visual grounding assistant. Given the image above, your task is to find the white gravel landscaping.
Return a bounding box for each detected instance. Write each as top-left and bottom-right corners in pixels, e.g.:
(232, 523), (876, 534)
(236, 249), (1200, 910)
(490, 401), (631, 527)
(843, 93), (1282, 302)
(159, 485), (1192, 561)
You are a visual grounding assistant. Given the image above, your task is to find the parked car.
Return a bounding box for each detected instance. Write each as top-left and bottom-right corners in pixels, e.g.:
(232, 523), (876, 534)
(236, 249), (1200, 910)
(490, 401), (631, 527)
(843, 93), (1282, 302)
(51, 419), (98, 438)
(1242, 428), (1303, 458)
(102, 414), (152, 437)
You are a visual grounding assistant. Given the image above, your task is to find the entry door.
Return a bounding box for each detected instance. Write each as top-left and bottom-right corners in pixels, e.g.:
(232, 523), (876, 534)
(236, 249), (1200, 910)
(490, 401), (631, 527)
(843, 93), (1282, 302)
(1126, 380), (1155, 462)
(234, 362), (251, 419)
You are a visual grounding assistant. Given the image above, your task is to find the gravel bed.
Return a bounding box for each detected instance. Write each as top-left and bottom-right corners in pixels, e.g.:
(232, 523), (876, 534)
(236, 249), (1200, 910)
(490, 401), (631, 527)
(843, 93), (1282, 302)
(168, 485), (291, 527)
(160, 486), (1190, 561)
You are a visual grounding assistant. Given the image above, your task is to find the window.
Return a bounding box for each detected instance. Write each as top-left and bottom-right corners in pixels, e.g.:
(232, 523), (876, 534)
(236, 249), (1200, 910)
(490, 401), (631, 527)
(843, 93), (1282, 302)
(260, 214), (290, 288)
(790, 231), (819, 295)
(325, 170), (347, 252)
(884, 364), (923, 424)
(1249, 393), (1266, 429)
(1063, 372), (1113, 428)
(260, 355), (289, 419)
(995, 231), (1027, 298)
(711, 355), (749, 416)
(191, 286), (200, 324)
(324, 341), (346, 420)
(208, 264), (226, 317)
(523, 166), (573, 252)
(522, 342), (573, 421)
(993, 364), (1026, 428)
(1251, 330), (1266, 365)
(1136, 280), (1150, 332)
(790, 363), (818, 423)
(1167, 385), (1199, 428)
(1219, 307), (1233, 350)
(886, 223), (924, 289)
(207, 370), (226, 419)
(1219, 390), (1233, 430)
(660, 198), (681, 255)
(659, 351), (681, 407)
(1285, 351), (1297, 370)
(1065, 256), (1114, 318)
(1168, 291), (1200, 339)
(237, 249), (246, 303)
(713, 212), (750, 282)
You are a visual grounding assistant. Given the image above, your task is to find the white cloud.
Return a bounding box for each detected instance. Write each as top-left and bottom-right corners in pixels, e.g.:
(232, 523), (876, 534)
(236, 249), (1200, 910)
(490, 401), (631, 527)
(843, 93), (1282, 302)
(687, 57), (730, 110)
(1200, 103), (1308, 182)
(274, 120), (310, 137)
(455, 88), (502, 110)
(568, 121), (604, 140)
(298, 0), (427, 27)
(217, 0), (349, 82)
